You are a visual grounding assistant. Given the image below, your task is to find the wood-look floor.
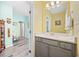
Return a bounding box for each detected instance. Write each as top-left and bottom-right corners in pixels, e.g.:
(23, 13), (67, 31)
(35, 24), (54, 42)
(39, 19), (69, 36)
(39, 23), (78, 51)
(0, 38), (30, 57)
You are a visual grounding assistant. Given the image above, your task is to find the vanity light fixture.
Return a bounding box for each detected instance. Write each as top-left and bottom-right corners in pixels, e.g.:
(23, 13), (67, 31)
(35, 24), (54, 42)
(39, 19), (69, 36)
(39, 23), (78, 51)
(46, 1), (61, 8)
(56, 1), (60, 4)
(46, 3), (50, 8)
(51, 1), (56, 8)
(51, 2), (54, 6)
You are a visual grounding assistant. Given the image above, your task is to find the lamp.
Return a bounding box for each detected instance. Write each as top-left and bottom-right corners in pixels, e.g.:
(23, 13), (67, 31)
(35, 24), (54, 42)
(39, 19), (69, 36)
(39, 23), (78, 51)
(46, 1), (61, 8)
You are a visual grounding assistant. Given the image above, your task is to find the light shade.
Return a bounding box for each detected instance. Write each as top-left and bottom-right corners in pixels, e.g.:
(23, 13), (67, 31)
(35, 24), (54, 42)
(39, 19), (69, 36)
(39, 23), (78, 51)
(56, 1), (60, 4)
(46, 1), (61, 9)
(46, 3), (49, 8)
(51, 2), (54, 6)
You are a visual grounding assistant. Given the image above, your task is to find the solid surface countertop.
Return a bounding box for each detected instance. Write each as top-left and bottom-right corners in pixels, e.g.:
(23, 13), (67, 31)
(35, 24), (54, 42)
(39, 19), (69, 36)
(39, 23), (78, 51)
(35, 33), (76, 44)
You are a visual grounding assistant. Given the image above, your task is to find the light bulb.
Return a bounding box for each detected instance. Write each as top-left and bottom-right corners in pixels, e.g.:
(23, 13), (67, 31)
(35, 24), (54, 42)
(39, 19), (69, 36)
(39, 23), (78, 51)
(51, 2), (54, 6)
(46, 3), (49, 8)
(56, 1), (60, 4)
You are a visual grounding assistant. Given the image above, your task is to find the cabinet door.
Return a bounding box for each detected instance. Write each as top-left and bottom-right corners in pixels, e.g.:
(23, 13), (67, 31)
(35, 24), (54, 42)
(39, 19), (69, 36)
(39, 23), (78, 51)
(35, 41), (41, 57)
(60, 42), (73, 50)
(49, 46), (72, 57)
(35, 41), (48, 57)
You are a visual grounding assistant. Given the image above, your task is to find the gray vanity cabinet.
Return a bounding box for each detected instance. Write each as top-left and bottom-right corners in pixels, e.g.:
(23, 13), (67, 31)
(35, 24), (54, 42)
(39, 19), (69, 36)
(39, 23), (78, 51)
(35, 41), (48, 57)
(35, 36), (76, 57)
(49, 46), (72, 57)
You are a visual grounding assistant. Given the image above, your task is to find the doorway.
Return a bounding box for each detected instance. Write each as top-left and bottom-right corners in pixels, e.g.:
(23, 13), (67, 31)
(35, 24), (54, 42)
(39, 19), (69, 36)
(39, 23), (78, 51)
(0, 1), (32, 57)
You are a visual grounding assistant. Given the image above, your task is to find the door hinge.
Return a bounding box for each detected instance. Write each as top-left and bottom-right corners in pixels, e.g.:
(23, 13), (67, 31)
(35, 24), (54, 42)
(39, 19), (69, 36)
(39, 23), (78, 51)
(29, 11), (31, 14)
(29, 30), (31, 33)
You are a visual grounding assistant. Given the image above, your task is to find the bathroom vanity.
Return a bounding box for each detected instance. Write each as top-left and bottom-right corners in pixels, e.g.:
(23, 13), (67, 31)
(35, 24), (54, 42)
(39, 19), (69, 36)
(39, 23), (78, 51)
(35, 33), (76, 57)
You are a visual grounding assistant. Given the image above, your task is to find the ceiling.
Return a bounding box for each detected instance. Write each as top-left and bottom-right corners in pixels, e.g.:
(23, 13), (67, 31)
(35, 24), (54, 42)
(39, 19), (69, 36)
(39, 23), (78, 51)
(6, 1), (31, 16)
(2, 1), (68, 15)
(46, 2), (67, 14)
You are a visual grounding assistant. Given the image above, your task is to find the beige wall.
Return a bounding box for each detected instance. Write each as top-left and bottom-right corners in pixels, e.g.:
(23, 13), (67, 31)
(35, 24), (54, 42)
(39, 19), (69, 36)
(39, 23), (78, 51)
(70, 1), (79, 56)
(34, 1), (49, 32)
(51, 12), (66, 33)
(34, 1), (43, 32)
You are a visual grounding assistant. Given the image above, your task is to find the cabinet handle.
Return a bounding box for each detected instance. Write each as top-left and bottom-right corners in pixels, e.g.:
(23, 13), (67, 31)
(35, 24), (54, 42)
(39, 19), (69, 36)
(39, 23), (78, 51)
(8, 55), (13, 57)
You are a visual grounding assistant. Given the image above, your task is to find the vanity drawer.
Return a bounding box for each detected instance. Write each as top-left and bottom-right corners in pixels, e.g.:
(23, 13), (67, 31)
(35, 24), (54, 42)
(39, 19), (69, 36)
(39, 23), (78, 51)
(35, 36), (42, 41)
(60, 42), (73, 50)
(42, 38), (58, 46)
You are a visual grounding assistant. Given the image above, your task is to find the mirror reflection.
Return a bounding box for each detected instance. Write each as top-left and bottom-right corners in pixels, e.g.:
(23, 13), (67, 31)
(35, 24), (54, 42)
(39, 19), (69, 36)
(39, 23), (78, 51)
(45, 1), (74, 34)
